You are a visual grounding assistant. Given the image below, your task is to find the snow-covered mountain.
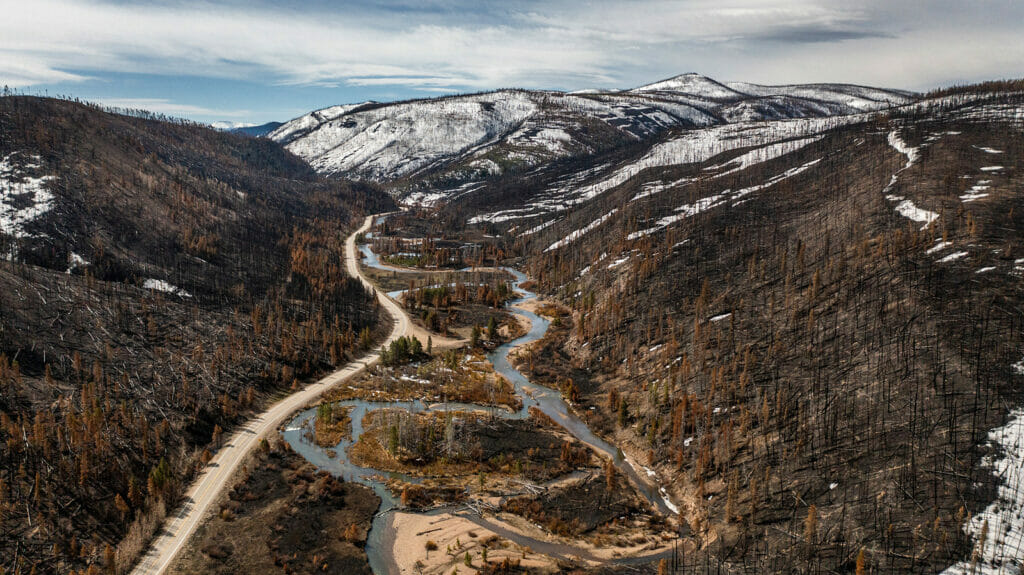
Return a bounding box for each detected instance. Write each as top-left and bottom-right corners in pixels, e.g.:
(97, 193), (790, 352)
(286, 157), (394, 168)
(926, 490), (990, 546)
(210, 120), (256, 131)
(270, 90), (691, 185)
(270, 74), (916, 203)
(210, 120), (284, 137)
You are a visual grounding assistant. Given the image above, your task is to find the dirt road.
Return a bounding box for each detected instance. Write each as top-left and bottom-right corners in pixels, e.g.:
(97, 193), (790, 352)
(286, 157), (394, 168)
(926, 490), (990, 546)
(131, 214), (459, 575)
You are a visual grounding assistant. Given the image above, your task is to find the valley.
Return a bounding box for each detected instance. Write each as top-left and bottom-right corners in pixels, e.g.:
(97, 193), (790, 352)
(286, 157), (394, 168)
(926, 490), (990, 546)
(2, 74), (1024, 575)
(160, 217), (682, 574)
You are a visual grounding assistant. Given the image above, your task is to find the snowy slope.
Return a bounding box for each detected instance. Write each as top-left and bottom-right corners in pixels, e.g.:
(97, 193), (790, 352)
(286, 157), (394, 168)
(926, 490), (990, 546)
(0, 153), (55, 244)
(272, 74), (915, 202)
(271, 90), (703, 183)
(470, 114), (859, 224)
(276, 92), (540, 180)
(632, 73), (746, 99)
(725, 81), (915, 111)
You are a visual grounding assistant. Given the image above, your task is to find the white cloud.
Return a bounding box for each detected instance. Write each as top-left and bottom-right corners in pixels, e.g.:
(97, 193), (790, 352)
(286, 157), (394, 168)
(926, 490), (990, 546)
(0, 54), (89, 88)
(93, 98), (250, 118)
(0, 0), (1021, 93)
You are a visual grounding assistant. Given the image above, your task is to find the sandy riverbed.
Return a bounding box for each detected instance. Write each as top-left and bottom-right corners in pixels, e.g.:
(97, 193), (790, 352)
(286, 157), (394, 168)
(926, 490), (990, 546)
(387, 511), (558, 574)
(386, 500), (677, 574)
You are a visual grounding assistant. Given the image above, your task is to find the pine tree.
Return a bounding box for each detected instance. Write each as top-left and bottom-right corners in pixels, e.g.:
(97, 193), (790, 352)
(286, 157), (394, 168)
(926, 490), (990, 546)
(104, 544), (116, 571)
(804, 504), (818, 547)
(605, 460), (617, 491)
(114, 493), (131, 519)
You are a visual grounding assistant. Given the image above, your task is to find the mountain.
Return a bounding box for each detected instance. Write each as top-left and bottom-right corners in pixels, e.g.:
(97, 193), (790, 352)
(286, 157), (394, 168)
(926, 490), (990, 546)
(232, 121), (284, 137)
(0, 96), (394, 573)
(210, 120), (284, 137)
(209, 120), (256, 130)
(429, 83), (1024, 573)
(269, 74), (916, 205)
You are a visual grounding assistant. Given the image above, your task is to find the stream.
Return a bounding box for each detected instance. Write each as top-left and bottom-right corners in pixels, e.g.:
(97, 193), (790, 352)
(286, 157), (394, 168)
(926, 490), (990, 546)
(283, 245), (677, 573)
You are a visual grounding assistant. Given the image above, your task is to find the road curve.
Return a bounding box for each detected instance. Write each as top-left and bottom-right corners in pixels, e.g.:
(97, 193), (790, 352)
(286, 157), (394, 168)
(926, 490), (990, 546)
(131, 214), (457, 575)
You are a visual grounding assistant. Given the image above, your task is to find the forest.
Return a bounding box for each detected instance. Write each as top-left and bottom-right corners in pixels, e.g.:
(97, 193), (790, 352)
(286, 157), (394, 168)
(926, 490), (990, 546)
(434, 88), (1024, 573)
(0, 96), (394, 574)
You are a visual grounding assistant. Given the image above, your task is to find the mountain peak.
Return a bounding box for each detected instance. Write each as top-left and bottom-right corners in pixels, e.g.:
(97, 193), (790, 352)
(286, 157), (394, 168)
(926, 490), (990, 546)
(631, 73), (742, 99)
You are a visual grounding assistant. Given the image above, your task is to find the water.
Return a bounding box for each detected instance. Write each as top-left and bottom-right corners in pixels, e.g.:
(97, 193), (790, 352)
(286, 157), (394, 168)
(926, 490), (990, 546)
(283, 260), (675, 573)
(359, 243), (410, 273)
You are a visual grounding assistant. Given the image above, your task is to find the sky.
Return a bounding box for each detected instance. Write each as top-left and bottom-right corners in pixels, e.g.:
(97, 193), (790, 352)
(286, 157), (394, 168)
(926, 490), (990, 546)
(1, 0), (1023, 125)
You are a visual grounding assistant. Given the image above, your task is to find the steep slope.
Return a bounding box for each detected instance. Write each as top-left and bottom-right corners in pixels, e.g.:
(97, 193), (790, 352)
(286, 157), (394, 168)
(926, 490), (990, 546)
(424, 85), (1024, 572)
(0, 96), (394, 574)
(485, 87), (1024, 568)
(270, 74), (916, 205)
(271, 90), (691, 193)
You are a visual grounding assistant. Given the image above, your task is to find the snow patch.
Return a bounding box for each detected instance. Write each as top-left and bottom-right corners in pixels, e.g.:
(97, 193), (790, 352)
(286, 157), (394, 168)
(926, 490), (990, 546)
(518, 218), (559, 237)
(893, 199), (939, 228)
(888, 130), (920, 168)
(66, 252), (88, 274)
(607, 256), (630, 269)
(0, 153), (55, 240)
(962, 182), (992, 202)
(936, 251), (969, 263)
(941, 408), (1024, 575)
(545, 209), (617, 252)
(143, 279), (192, 298)
(706, 136), (823, 178)
(884, 130), (938, 228)
(630, 176), (695, 202)
(659, 487), (680, 514)
(974, 146), (1004, 154)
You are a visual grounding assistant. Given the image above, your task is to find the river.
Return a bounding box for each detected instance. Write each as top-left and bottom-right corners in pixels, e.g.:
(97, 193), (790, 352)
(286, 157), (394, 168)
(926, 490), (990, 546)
(283, 246), (677, 573)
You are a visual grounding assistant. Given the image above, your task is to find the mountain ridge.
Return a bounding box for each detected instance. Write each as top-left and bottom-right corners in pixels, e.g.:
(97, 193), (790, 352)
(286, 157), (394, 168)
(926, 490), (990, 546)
(269, 74), (916, 202)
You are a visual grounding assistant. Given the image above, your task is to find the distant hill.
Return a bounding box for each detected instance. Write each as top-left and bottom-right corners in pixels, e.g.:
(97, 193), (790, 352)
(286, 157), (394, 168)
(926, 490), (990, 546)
(210, 120), (284, 138)
(269, 73), (915, 205)
(208, 118), (284, 136)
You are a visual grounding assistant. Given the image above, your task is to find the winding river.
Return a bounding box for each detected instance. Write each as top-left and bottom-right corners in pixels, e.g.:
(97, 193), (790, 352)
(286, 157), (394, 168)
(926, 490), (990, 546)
(283, 245), (677, 573)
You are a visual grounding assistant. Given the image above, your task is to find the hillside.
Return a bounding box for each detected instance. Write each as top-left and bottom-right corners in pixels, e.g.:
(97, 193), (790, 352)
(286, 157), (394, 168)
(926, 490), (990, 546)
(419, 86), (1024, 572)
(269, 74), (915, 205)
(0, 96), (394, 574)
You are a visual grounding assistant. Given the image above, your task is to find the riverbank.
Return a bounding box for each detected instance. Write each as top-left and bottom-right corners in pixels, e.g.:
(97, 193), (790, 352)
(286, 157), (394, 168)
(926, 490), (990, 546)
(280, 264), (681, 573)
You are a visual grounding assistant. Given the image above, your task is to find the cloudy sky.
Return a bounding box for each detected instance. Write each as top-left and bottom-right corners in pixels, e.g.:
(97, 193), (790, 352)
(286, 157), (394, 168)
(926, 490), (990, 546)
(2, 0), (1022, 124)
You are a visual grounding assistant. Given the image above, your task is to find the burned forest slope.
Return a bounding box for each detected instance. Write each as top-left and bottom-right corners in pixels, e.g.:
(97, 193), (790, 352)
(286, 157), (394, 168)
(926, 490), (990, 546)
(458, 88), (1024, 573)
(0, 96), (394, 574)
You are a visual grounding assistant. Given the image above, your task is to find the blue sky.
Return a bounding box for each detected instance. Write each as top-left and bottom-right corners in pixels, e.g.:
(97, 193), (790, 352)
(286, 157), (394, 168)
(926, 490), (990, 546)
(2, 0), (1023, 125)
